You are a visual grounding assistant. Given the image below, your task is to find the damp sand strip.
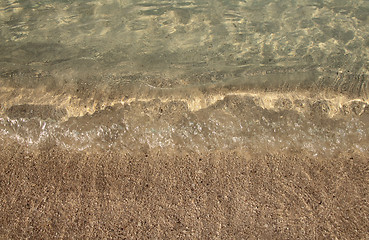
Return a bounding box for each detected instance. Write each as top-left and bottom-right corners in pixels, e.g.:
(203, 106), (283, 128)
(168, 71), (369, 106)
(0, 140), (368, 239)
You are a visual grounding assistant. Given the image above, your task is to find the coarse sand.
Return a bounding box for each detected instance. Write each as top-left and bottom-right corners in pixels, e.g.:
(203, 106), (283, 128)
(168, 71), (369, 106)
(0, 141), (368, 239)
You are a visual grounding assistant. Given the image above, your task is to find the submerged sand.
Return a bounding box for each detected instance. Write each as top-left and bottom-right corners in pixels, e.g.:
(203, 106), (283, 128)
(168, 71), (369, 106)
(0, 141), (368, 239)
(1, 0), (369, 238)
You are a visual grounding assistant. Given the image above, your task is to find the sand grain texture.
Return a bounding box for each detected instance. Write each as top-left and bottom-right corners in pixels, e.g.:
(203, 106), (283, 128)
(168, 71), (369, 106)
(0, 142), (368, 239)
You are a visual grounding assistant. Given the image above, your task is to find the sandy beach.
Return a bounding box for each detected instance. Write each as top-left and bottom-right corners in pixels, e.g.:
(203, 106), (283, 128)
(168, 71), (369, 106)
(0, 140), (368, 239)
(1, 0), (369, 238)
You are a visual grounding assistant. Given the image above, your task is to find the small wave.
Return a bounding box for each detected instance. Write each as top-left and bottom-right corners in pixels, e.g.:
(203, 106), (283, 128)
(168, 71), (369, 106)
(1, 89), (368, 157)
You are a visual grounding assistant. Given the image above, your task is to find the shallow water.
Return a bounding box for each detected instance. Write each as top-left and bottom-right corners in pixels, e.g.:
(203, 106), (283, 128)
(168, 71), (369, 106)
(0, 0), (368, 156)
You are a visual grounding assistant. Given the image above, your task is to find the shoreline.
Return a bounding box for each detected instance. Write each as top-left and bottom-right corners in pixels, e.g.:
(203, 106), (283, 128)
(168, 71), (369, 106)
(1, 90), (369, 157)
(1, 142), (368, 239)
(1, 82), (368, 120)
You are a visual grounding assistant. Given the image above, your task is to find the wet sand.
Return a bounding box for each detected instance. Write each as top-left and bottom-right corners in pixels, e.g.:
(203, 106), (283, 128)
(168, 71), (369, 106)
(1, 140), (368, 239)
(1, 0), (368, 238)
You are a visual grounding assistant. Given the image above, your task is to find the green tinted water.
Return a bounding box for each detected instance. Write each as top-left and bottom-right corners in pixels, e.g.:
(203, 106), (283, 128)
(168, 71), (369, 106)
(0, 0), (368, 155)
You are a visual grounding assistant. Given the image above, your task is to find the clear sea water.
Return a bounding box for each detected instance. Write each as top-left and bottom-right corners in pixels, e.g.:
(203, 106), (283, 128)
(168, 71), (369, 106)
(0, 0), (368, 156)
